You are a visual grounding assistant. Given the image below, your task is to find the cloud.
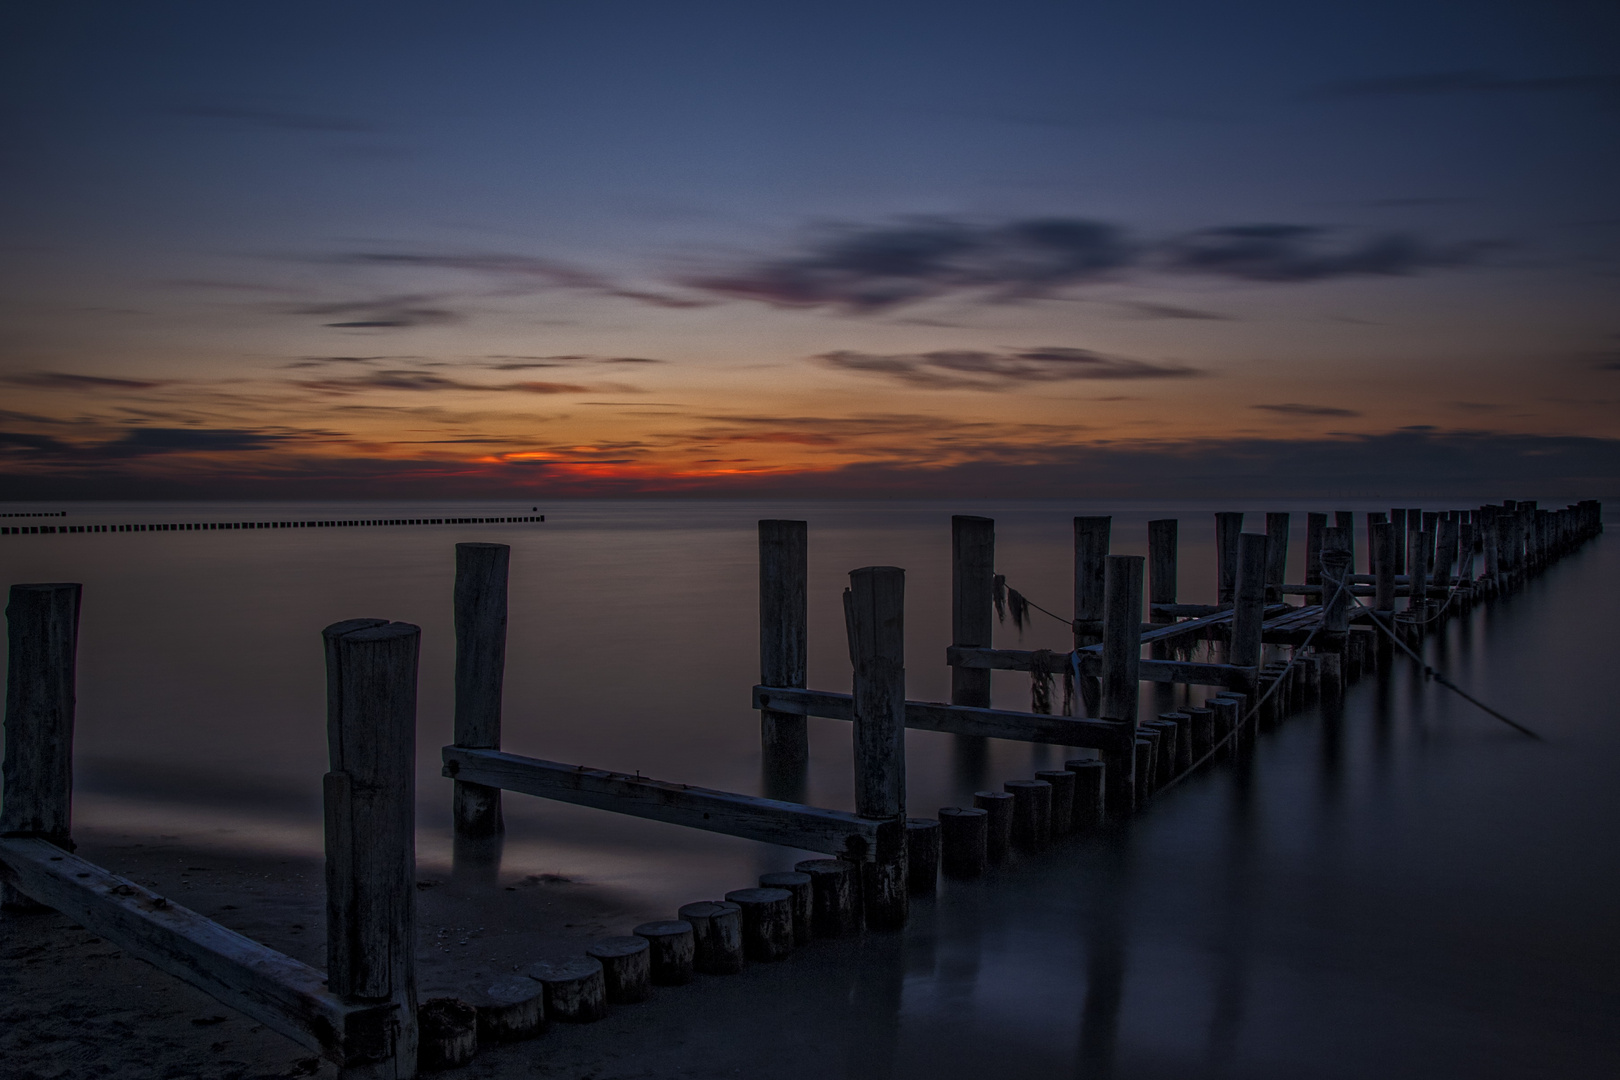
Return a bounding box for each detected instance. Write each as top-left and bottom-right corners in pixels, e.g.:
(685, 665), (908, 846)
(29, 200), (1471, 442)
(1159, 225), (1495, 282)
(168, 104), (375, 133)
(294, 370), (598, 395)
(334, 252), (710, 309)
(287, 296), (462, 329)
(1252, 403), (1363, 418)
(1309, 70), (1620, 100)
(1116, 301), (1230, 320)
(686, 218), (1134, 312)
(816, 347), (1203, 390)
(481, 355), (665, 370)
(101, 428), (292, 456)
(4, 372), (171, 391)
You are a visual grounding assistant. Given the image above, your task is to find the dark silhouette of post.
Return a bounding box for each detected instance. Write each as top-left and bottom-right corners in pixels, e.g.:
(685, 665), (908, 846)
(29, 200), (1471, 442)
(1147, 519), (1178, 621)
(1230, 535), (1268, 675)
(845, 567), (908, 930)
(1373, 521), (1396, 612)
(2, 583), (81, 910)
(323, 619), (420, 1077)
(1215, 512), (1244, 603)
(453, 543), (508, 840)
(759, 521), (809, 774)
(1264, 513), (1290, 602)
(950, 516), (994, 708)
(1073, 516), (1111, 644)
(1101, 555), (1143, 814)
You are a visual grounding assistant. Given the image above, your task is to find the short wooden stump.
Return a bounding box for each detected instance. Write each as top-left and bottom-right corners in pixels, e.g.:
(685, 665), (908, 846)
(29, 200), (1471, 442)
(525, 957), (608, 1023)
(633, 920), (695, 986)
(586, 936), (651, 1004)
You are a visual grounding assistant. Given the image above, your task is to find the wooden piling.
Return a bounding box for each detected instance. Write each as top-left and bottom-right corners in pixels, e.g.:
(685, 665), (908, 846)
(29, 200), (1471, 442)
(453, 543), (509, 840)
(1147, 519), (1178, 620)
(2, 583), (80, 910)
(845, 565), (908, 930)
(1305, 513), (1327, 587)
(724, 889), (795, 962)
(1183, 707), (1214, 761)
(1265, 513), (1290, 602)
(1134, 735), (1156, 797)
(525, 958), (608, 1022)
(938, 807), (988, 878)
(418, 997), (478, 1071)
(1035, 769), (1076, 835)
(1073, 517), (1112, 643)
(1229, 534), (1269, 673)
(760, 520), (809, 769)
(633, 921), (695, 985)
(1101, 555), (1143, 725)
(1389, 509), (1408, 574)
(758, 872), (814, 945)
(904, 819), (940, 894)
(1215, 512), (1244, 603)
(951, 516), (995, 708)
(1373, 521), (1396, 612)
(677, 901), (745, 974)
(322, 618), (420, 1077)
(1065, 759), (1105, 830)
(793, 859), (860, 937)
(1160, 711), (1194, 772)
(1435, 515), (1459, 589)
(1366, 511), (1387, 577)
(467, 977), (546, 1044)
(973, 791), (1014, 862)
(1409, 532), (1432, 614)
(1004, 780), (1052, 850)
(586, 936), (652, 1003)
(1335, 511), (1355, 573)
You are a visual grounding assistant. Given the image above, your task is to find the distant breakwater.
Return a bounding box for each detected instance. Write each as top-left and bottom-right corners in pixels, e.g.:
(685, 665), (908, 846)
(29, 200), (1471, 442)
(1, 513), (544, 537)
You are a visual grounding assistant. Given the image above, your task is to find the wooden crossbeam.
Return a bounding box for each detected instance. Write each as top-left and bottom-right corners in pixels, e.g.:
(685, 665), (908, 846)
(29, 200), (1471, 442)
(751, 685), (1131, 748)
(441, 747), (901, 861)
(943, 647), (1256, 688)
(0, 837), (390, 1067)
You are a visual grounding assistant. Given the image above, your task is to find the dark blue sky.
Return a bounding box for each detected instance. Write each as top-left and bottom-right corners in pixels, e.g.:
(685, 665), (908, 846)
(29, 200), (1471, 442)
(2, 1), (1617, 497)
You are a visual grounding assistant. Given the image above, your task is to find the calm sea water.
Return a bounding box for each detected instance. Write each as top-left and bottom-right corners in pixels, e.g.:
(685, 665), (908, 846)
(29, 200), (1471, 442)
(2, 499), (1616, 1077)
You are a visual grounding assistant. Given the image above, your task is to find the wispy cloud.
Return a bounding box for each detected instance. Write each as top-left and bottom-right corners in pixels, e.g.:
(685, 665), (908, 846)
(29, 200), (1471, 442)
(1252, 402), (1362, 418)
(334, 252), (710, 309)
(288, 296), (462, 329)
(4, 372), (172, 391)
(816, 347), (1203, 390)
(294, 370), (601, 395)
(1160, 225), (1495, 282)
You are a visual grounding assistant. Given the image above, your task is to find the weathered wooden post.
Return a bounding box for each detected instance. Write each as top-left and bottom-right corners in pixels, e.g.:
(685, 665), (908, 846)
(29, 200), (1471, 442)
(845, 566), (907, 930)
(1073, 516), (1111, 643)
(1147, 519), (1177, 623)
(453, 543), (508, 840)
(323, 618), (421, 1078)
(1215, 512), (1244, 603)
(1334, 511), (1355, 573)
(1373, 521), (1396, 613)
(2, 583), (81, 911)
(950, 515), (995, 709)
(1409, 532), (1432, 617)
(1366, 511), (1387, 576)
(1389, 508), (1408, 574)
(1230, 535), (1268, 678)
(1101, 555), (1142, 814)
(1305, 513), (1327, 588)
(1434, 515), (1458, 590)
(1319, 528), (1353, 698)
(760, 521), (809, 770)
(1264, 513), (1290, 602)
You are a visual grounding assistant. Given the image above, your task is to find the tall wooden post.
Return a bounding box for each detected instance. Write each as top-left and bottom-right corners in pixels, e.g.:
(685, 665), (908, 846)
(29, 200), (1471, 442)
(323, 619), (420, 1078)
(1408, 533), (1431, 614)
(1230, 534), (1268, 673)
(1264, 513), (1290, 602)
(453, 543), (508, 840)
(1072, 517), (1111, 644)
(760, 521), (809, 769)
(1389, 509), (1408, 574)
(1320, 527), (1353, 636)
(1100, 556), (1143, 725)
(1215, 513), (1244, 604)
(845, 567), (907, 931)
(1366, 511), (1387, 577)
(950, 516), (994, 708)
(1147, 519), (1178, 622)
(1334, 511), (1355, 573)
(1305, 513), (1327, 587)
(1433, 516), (1458, 589)
(2, 583), (81, 910)
(1373, 521), (1396, 612)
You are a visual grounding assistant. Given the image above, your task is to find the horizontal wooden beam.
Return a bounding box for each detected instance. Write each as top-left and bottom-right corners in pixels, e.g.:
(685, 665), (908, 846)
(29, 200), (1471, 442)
(943, 647), (1255, 688)
(752, 686), (1131, 748)
(441, 747), (901, 862)
(0, 837), (389, 1067)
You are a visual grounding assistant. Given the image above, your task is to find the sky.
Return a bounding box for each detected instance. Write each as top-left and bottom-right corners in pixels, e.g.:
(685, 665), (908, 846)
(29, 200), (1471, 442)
(2, 0), (1618, 500)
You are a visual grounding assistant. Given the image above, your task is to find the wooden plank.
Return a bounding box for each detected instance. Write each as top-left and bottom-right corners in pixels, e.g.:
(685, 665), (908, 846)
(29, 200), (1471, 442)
(941, 649), (1253, 687)
(752, 685), (1130, 747)
(0, 837), (391, 1066)
(441, 747), (902, 861)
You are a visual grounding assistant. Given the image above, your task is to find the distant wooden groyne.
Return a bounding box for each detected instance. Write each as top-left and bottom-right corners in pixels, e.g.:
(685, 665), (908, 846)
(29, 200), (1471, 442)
(0, 498), (1602, 1076)
(1, 513), (543, 537)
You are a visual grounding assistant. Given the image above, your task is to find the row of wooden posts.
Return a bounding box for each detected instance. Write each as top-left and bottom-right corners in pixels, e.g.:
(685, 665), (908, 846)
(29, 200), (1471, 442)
(0, 500), (1602, 1076)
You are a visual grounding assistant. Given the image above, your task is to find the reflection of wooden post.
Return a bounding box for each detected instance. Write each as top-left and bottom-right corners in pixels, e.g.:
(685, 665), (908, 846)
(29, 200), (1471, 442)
(2, 583), (81, 910)
(1264, 513), (1290, 602)
(759, 521), (809, 771)
(1215, 513), (1244, 603)
(323, 619), (420, 1078)
(950, 516), (994, 708)
(453, 543), (508, 840)
(845, 567), (907, 931)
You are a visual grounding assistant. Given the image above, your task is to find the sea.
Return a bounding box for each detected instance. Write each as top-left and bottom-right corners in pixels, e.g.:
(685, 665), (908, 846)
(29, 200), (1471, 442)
(2, 498), (1615, 1078)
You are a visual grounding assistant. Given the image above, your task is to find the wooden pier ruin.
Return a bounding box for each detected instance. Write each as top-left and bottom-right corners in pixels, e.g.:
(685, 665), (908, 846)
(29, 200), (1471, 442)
(0, 498), (1603, 1075)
